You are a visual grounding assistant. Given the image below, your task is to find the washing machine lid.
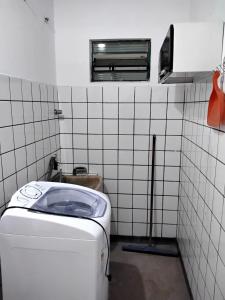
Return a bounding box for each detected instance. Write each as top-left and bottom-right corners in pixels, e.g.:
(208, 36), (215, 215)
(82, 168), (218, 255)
(31, 187), (107, 218)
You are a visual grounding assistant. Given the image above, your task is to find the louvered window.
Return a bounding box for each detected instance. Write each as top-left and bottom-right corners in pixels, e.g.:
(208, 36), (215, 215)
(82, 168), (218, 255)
(90, 39), (151, 82)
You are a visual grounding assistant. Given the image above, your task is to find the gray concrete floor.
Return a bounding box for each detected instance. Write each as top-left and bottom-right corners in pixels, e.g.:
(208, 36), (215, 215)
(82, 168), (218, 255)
(0, 241), (191, 300)
(109, 241), (191, 300)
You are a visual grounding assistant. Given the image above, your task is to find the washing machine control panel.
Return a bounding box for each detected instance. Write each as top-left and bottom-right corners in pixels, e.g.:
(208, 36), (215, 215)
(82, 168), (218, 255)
(14, 182), (50, 207)
(20, 186), (42, 199)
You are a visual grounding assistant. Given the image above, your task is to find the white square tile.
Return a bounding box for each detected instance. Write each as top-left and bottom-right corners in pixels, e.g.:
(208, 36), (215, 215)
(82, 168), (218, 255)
(119, 86), (134, 102)
(103, 135), (117, 149)
(4, 174), (17, 203)
(164, 166), (180, 181)
(88, 103), (102, 118)
(133, 209), (147, 222)
(14, 125), (26, 147)
(135, 103), (150, 119)
(119, 165), (132, 179)
(43, 139), (51, 156)
(2, 151), (15, 178)
(35, 141), (44, 160)
(168, 85), (184, 102)
(33, 102), (42, 122)
(133, 195), (148, 209)
(152, 86), (167, 102)
(23, 102), (33, 123)
(60, 134), (73, 149)
(103, 119), (117, 134)
(88, 119), (102, 134)
(118, 180), (132, 193)
(133, 180), (148, 194)
(103, 86), (118, 102)
(60, 148), (73, 164)
(41, 102), (49, 120)
(22, 80), (32, 101)
(165, 151), (180, 166)
(73, 149), (88, 164)
(118, 222), (132, 235)
(24, 123), (34, 144)
(0, 75), (10, 100)
(134, 151), (148, 165)
(0, 101), (12, 127)
(104, 150), (117, 164)
(88, 86), (102, 102)
(37, 159), (45, 179)
(135, 86), (151, 102)
(15, 147), (26, 171)
(28, 164), (37, 181)
(164, 181), (179, 196)
(104, 165), (117, 179)
(10, 77), (22, 101)
(166, 120), (182, 135)
(26, 144), (36, 165)
(119, 135), (133, 149)
(154, 166), (164, 180)
(119, 119), (134, 134)
(150, 120), (166, 135)
(72, 103), (87, 118)
(88, 134), (102, 149)
(72, 119), (86, 133)
(0, 127), (14, 153)
(118, 208), (132, 222)
(89, 150), (102, 164)
(59, 103), (72, 118)
(119, 150), (133, 164)
(118, 194), (132, 208)
(58, 86), (71, 102)
(11, 101), (24, 125)
(72, 87), (87, 102)
(134, 135), (149, 150)
(151, 103), (167, 119)
(163, 196), (178, 210)
(35, 122), (43, 140)
(166, 136), (181, 151)
(135, 120), (149, 134)
(133, 166), (148, 180)
(103, 103), (118, 118)
(167, 103), (183, 119)
(119, 103), (134, 119)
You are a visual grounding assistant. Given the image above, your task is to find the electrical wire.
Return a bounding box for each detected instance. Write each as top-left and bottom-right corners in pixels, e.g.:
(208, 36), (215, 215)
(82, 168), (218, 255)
(1, 206), (111, 281)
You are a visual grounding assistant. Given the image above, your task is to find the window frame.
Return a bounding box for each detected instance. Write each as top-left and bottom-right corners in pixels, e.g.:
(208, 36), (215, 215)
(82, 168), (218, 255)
(89, 38), (151, 82)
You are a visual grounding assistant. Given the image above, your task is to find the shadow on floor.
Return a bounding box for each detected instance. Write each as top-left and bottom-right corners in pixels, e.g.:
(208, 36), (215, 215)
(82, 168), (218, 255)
(109, 261), (146, 300)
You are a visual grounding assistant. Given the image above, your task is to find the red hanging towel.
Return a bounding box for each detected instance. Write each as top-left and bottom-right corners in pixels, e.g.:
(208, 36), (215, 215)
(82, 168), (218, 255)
(207, 70), (225, 127)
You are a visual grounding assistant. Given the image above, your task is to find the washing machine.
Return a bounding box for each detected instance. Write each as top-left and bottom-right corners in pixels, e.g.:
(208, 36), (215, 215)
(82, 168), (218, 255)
(0, 181), (111, 300)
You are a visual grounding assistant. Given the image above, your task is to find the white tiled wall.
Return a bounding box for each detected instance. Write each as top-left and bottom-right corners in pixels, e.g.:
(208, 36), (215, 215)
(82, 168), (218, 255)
(178, 79), (225, 299)
(0, 74), (60, 211)
(58, 84), (184, 237)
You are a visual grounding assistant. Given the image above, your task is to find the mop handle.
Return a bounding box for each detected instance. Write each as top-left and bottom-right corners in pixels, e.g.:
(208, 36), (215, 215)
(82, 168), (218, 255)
(149, 134), (156, 243)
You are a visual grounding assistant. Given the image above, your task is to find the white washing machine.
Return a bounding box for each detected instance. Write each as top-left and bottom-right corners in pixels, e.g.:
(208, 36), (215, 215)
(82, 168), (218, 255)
(0, 181), (111, 300)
